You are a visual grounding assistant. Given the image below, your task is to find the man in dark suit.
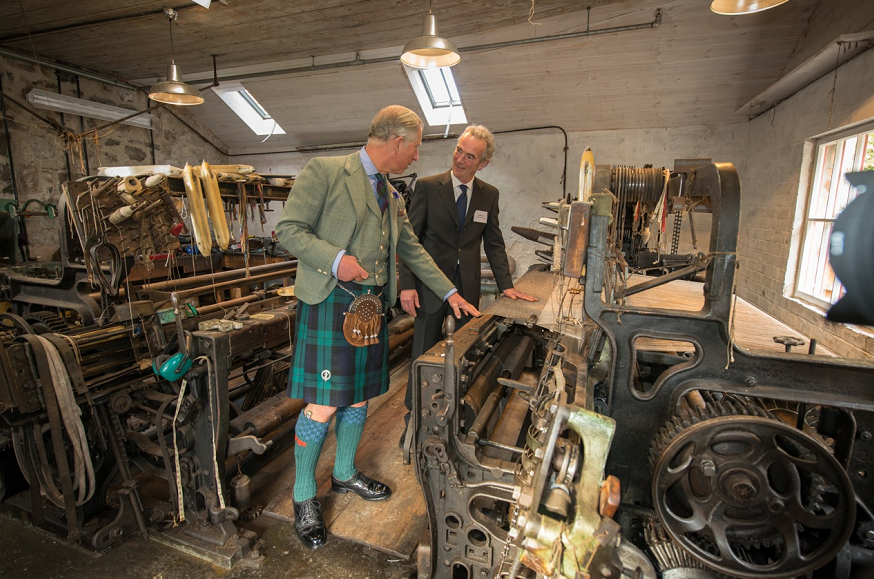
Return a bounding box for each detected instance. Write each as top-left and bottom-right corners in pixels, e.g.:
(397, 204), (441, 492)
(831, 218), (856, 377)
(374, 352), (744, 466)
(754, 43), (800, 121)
(398, 125), (536, 438)
(276, 106), (480, 550)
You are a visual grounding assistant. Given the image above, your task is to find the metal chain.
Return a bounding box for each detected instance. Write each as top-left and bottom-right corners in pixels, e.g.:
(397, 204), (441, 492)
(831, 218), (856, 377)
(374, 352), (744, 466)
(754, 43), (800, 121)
(335, 280), (384, 299)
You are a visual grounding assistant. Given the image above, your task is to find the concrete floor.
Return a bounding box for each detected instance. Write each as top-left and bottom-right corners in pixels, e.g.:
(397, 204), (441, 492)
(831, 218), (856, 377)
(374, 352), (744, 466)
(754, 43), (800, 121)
(0, 432), (419, 579)
(0, 514), (418, 579)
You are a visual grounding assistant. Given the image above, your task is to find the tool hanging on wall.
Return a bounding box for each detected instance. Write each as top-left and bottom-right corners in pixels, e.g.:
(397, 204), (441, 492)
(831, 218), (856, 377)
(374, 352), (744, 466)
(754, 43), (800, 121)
(182, 163), (212, 257)
(199, 161), (230, 250)
(254, 183), (268, 228)
(237, 181), (250, 277)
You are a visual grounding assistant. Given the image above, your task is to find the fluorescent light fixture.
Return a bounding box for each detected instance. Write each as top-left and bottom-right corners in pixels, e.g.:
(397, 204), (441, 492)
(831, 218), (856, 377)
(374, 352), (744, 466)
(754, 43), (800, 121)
(212, 82), (285, 136)
(404, 65), (466, 127)
(26, 88), (154, 130)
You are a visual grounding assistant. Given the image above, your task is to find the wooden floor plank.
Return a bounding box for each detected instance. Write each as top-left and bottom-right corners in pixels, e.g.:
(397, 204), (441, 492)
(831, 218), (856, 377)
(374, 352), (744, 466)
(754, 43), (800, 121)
(624, 275), (833, 355)
(264, 362), (427, 559)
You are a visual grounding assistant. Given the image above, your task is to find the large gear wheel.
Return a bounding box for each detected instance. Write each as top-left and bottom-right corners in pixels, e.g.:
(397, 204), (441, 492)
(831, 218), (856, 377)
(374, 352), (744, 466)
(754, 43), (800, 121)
(650, 399), (855, 579)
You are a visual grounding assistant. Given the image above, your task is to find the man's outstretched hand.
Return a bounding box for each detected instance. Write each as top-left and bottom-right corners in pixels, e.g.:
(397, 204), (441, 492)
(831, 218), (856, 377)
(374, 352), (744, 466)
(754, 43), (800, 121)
(502, 288), (538, 302)
(447, 292), (481, 319)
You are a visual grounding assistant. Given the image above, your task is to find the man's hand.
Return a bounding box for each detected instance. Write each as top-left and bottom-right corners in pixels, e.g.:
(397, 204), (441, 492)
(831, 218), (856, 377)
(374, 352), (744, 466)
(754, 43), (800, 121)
(502, 288), (538, 302)
(337, 255), (369, 282)
(447, 292), (481, 319)
(400, 289), (420, 317)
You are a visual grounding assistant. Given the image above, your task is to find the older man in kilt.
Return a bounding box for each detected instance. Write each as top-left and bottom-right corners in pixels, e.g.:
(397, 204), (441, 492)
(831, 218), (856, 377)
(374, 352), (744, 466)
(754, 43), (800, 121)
(275, 105), (480, 550)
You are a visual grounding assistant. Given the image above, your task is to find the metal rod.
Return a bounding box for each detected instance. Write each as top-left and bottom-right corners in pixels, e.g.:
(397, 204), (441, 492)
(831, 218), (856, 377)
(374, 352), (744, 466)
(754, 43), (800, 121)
(56, 71), (73, 182)
(208, 9), (663, 86)
(0, 71), (19, 204)
(174, 269), (296, 299)
(0, 4), (197, 53)
(476, 439), (524, 455)
(0, 47), (141, 90)
(142, 261), (296, 291)
(621, 256), (712, 298)
(194, 292), (282, 315)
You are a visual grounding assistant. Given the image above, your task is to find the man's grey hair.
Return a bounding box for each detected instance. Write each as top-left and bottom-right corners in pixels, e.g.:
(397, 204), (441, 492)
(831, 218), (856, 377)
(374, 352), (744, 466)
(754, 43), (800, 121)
(459, 124), (496, 163)
(368, 105), (423, 143)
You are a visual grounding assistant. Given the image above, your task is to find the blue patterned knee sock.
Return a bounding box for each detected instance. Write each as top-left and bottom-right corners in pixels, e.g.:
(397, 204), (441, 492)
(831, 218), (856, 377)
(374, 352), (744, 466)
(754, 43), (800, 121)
(333, 404), (367, 481)
(293, 413), (330, 502)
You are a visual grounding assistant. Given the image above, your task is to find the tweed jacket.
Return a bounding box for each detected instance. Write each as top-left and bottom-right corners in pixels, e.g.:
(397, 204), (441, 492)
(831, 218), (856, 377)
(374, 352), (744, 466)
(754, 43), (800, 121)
(275, 151), (454, 306)
(398, 170), (513, 313)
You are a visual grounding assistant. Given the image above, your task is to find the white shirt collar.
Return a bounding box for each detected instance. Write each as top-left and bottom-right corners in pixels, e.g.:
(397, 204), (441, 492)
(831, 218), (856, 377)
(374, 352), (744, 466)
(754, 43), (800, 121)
(450, 172), (473, 192)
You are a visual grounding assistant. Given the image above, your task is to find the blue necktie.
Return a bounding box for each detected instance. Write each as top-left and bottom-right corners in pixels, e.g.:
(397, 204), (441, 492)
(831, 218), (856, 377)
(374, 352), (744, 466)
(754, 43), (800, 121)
(457, 184), (468, 228)
(375, 173), (389, 213)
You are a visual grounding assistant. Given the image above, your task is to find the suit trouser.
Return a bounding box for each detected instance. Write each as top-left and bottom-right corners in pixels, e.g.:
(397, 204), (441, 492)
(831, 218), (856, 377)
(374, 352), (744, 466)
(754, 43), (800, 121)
(403, 270), (473, 418)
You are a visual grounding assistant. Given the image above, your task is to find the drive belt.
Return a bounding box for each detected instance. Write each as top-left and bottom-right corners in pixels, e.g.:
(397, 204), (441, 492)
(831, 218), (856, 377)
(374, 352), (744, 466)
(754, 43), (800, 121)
(18, 334), (81, 542)
(39, 333), (87, 395)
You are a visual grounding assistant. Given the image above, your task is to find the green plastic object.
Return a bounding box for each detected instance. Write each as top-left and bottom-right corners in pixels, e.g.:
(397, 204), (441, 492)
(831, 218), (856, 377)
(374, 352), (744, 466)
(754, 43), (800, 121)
(152, 352), (192, 381)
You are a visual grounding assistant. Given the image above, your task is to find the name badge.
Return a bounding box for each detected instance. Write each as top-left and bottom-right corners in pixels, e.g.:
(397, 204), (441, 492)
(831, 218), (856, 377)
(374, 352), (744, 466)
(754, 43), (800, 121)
(473, 210), (488, 223)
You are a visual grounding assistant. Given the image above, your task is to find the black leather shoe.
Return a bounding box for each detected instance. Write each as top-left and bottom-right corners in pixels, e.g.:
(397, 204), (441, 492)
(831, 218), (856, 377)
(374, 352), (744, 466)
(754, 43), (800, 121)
(293, 498), (326, 549)
(331, 471), (392, 501)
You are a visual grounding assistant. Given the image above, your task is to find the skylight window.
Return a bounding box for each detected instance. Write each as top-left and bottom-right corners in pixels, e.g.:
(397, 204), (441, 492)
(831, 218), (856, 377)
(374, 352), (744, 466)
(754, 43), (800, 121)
(211, 82), (285, 136)
(404, 65), (467, 127)
(420, 68), (462, 108)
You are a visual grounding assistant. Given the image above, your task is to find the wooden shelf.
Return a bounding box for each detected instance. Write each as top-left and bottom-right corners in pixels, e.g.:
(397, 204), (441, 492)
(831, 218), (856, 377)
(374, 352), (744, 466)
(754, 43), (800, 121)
(166, 176), (291, 202)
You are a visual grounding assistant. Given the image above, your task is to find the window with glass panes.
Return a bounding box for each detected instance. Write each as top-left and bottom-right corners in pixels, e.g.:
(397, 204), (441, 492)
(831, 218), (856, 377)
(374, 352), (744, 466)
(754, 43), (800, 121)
(796, 128), (874, 309)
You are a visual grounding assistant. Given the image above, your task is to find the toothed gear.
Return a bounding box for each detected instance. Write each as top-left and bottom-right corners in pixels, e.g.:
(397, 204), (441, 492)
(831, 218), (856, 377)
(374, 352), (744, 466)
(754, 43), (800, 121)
(645, 519), (724, 576)
(22, 311), (68, 333)
(650, 400), (855, 579)
(238, 505), (263, 521)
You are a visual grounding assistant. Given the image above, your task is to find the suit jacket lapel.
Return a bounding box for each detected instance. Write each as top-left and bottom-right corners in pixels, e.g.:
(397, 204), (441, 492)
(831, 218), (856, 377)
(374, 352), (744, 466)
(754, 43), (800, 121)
(346, 153), (382, 219)
(437, 170), (460, 227)
(344, 153), (373, 220)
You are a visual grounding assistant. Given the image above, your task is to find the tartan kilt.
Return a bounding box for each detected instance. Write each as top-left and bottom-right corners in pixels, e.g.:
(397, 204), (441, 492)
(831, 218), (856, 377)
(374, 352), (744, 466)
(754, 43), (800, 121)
(287, 283), (389, 406)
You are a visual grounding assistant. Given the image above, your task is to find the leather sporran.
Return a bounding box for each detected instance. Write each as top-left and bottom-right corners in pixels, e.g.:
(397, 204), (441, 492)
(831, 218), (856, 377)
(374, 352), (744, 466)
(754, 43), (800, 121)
(342, 292), (384, 347)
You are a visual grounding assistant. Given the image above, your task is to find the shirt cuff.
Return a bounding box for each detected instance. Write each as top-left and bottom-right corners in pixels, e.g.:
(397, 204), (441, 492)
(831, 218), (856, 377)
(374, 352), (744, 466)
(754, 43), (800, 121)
(331, 250), (346, 278)
(443, 288), (457, 301)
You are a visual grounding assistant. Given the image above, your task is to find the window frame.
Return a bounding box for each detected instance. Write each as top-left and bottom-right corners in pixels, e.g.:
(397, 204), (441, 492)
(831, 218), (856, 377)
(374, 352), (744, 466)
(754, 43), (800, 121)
(403, 65), (467, 127)
(794, 124), (874, 310)
(211, 82), (285, 136)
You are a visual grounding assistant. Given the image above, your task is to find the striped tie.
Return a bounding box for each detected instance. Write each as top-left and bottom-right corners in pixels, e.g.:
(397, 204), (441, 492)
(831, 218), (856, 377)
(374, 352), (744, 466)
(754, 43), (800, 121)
(375, 173), (389, 213)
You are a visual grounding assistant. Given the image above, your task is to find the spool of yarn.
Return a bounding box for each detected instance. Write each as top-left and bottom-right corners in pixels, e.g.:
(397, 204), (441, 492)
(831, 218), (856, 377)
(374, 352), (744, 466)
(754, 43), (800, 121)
(119, 175), (142, 194)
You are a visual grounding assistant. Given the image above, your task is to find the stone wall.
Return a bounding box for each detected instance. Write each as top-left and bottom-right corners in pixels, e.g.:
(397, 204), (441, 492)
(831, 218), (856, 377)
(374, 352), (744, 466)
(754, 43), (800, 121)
(0, 54), (227, 261)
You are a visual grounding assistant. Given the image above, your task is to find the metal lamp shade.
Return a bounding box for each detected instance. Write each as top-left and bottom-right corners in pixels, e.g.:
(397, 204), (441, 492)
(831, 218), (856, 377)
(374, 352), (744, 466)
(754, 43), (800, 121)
(400, 14), (460, 69)
(149, 63), (204, 105)
(710, 0), (790, 15)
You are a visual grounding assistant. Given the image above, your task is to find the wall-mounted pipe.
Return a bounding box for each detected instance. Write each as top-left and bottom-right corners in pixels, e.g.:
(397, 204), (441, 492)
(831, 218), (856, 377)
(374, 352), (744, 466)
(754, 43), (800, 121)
(209, 9), (663, 86)
(0, 47), (141, 90)
(0, 66), (19, 201)
(0, 8), (662, 90)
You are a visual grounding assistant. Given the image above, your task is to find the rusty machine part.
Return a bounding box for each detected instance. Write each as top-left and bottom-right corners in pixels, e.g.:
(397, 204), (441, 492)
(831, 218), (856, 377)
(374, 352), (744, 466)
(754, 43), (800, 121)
(411, 315), (656, 579)
(0, 299), (417, 565)
(650, 399), (855, 578)
(0, 168), (419, 567)
(409, 160), (874, 579)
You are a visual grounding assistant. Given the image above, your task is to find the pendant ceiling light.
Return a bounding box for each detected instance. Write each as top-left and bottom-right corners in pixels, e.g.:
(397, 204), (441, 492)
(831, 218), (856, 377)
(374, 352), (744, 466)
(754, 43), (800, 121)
(710, 0), (790, 15)
(400, 4), (460, 70)
(149, 8), (204, 105)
